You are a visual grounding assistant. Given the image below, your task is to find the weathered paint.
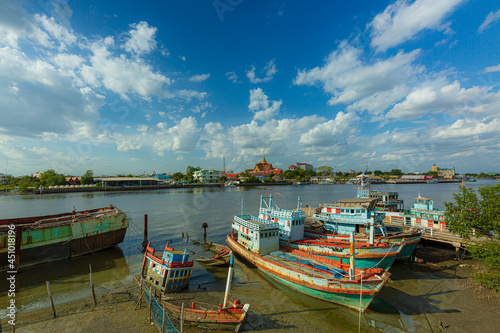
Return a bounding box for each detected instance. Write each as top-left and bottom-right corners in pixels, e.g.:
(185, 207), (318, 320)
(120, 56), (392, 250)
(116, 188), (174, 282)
(227, 235), (390, 312)
(280, 239), (402, 270)
(304, 229), (423, 263)
(0, 206), (128, 270)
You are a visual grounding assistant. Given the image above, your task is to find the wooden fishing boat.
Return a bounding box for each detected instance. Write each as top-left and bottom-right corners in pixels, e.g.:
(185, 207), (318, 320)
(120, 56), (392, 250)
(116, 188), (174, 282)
(227, 199), (391, 312)
(308, 193), (422, 262)
(253, 194), (403, 270)
(196, 242), (231, 266)
(141, 241), (194, 293)
(161, 298), (249, 332)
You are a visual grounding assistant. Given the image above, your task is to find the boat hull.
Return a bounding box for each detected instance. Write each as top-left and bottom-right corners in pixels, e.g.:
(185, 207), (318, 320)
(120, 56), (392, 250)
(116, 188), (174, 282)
(280, 240), (401, 270)
(304, 229), (422, 263)
(0, 206), (128, 271)
(227, 235), (387, 312)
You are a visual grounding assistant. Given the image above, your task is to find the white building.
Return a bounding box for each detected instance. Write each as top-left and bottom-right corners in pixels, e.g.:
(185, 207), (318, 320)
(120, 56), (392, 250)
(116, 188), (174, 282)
(193, 169), (221, 183)
(0, 173), (13, 181)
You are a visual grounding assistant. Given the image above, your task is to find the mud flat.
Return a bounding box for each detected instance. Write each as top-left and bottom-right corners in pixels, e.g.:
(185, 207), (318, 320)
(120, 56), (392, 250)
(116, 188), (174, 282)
(3, 245), (500, 333)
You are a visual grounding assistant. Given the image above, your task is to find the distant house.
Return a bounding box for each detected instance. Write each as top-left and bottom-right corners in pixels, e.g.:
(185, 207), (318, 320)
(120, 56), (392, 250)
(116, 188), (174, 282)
(288, 162), (313, 171)
(0, 173), (13, 181)
(221, 172), (239, 180)
(193, 169), (221, 183)
(431, 164), (455, 179)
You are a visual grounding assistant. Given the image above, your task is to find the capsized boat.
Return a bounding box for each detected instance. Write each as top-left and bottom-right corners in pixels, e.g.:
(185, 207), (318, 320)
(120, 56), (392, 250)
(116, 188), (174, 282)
(227, 205), (391, 312)
(257, 195), (403, 270)
(0, 205), (128, 271)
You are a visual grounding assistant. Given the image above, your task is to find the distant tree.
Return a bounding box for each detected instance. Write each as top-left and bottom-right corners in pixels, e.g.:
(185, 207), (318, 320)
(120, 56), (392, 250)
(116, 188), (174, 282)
(218, 175), (227, 183)
(172, 172), (184, 181)
(390, 169), (403, 176)
(40, 169), (66, 186)
(126, 174), (134, 177)
(317, 166), (333, 176)
(242, 176), (261, 183)
(81, 170), (94, 185)
(186, 166), (201, 182)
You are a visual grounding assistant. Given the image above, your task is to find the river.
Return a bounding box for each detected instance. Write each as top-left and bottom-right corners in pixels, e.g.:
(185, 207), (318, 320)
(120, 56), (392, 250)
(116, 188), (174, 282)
(0, 180), (497, 332)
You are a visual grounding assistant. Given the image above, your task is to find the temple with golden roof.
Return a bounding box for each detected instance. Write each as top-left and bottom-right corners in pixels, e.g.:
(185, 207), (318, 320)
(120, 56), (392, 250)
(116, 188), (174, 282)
(254, 155), (274, 172)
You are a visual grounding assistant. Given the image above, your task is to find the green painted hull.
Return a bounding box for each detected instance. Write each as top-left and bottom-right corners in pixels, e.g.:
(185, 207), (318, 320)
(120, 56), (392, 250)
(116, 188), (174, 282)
(322, 254), (398, 271)
(261, 269), (375, 310)
(0, 206), (128, 270)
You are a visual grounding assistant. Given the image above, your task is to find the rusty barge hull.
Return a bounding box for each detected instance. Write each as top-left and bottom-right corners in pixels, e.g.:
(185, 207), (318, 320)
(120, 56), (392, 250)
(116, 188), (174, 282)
(0, 206), (128, 271)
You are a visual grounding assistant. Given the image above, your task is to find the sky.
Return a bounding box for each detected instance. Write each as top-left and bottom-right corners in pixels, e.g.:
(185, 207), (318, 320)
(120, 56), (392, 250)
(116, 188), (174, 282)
(0, 0), (499, 176)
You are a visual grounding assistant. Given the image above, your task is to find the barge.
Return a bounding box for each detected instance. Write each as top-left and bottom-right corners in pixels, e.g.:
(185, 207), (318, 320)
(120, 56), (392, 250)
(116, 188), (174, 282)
(0, 205), (128, 271)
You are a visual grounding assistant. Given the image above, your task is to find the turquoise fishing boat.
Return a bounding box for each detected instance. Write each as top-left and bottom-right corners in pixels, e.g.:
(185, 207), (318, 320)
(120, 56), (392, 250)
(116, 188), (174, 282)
(227, 202), (391, 312)
(306, 195), (422, 262)
(257, 195), (402, 270)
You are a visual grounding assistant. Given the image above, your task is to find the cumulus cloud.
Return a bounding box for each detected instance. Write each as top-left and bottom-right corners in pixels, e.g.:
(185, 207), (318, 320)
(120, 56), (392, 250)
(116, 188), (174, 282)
(294, 43), (422, 109)
(153, 117), (201, 155)
(478, 9), (500, 33)
(248, 88), (282, 121)
(299, 112), (359, 146)
(124, 21), (157, 56)
(189, 73), (210, 82)
(246, 59), (277, 83)
(368, 0), (464, 52)
(81, 39), (171, 100)
(386, 79), (497, 121)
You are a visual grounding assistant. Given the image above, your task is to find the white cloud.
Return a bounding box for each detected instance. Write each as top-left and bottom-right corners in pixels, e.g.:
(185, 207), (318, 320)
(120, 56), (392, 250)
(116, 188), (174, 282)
(81, 40), (171, 100)
(294, 43), (423, 108)
(248, 88), (282, 121)
(205, 122), (223, 135)
(386, 80), (497, 121)
(189, 73), (210, 82)
(226, 71), (239, 83)
(368, 0), (464, 52)
(485, 64), (500, 73)
(117, 138), (142, 151)
(153, 116), (201, 155)
(34, 14), (76, 51)
(478, 9), (500, 33)
(124, 21), (157, 56)
(299, 111), (359, 146)
(246, 59), (277, 83)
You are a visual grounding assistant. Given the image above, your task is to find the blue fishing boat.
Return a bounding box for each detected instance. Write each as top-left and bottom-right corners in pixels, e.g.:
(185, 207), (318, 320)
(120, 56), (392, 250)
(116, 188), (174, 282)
(306, 194), (422, 262)
(406, 193), (447, 231)
(141, 241), (194, 292)
(226, 201), (391, 312)
(257, 195), (402, 270)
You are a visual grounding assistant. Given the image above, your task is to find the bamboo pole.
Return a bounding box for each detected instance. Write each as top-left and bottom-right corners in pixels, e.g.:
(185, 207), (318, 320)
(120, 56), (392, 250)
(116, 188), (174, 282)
(46, 281), (57, 318)
(89, 264), (97, 308)
(134, 277), (144, 310)
(148, 286), (152, 324)
(161, 303), (165, 333)
(180, 302), (184, 332)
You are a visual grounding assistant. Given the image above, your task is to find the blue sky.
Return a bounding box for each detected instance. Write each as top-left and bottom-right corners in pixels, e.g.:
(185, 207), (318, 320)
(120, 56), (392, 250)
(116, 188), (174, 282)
(1, 0), (499, 176)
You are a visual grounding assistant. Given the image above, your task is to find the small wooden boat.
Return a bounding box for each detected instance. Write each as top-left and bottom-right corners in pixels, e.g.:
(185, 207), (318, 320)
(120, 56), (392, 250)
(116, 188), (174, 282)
(161, 298), (249, 332)
(141, 241), (194, 293)
(196, 242), (232, 266)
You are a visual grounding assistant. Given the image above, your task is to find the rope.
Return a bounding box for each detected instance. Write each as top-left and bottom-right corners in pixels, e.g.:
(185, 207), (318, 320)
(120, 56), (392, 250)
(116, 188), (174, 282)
(358, 275), (363, 333)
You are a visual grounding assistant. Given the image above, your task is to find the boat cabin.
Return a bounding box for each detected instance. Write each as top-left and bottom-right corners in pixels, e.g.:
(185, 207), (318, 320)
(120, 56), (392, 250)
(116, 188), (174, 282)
(141, 241), (194, 292)
(257, 195), (305, 242)
(312, 198), (387, 243)
(232, 214), (279, 255)
(408, 194), (447, 230)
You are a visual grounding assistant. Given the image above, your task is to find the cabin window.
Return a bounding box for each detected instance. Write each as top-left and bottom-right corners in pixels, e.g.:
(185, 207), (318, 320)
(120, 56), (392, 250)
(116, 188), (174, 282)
(260, 233), (263, 238)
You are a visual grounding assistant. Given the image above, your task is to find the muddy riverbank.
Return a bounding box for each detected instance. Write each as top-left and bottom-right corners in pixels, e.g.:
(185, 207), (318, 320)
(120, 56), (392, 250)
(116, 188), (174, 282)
(3, 244), (499, 333)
